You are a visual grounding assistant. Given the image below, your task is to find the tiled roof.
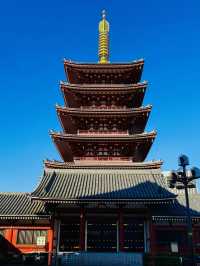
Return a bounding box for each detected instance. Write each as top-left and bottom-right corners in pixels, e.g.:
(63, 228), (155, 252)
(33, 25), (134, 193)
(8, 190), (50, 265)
(0, 179), (200, 220)
(50, 131), (156, 141)
(56, 105), (152, 116)
(0, 193), (49, 220)
(44, 160), (163, 170)
(63, 59), (144, 68)
(64, 60), (144, 84)
(50, 130), (156, 141)
(152, 193), (200, 218)
(177, 193), (200, 214)
(60, 81), (147, 91)
(31, 168), (175, 202)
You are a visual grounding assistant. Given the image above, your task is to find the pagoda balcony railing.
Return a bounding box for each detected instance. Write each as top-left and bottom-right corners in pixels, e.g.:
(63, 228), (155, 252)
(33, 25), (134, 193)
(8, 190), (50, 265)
(74, 156), (133, 161)
(80, 105), (129, 110)
(78, 130), (129, 135)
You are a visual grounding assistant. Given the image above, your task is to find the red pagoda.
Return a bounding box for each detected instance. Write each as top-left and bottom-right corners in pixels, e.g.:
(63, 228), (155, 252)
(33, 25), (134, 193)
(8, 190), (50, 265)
(0, 10), (200, 266)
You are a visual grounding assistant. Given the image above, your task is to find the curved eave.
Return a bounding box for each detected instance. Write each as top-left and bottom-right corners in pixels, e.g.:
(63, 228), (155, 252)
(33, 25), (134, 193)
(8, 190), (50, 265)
(56, 105), (151, 134)
(31, 166), (176, 203)
(44, 160), (163, 170)
(0, 215), (51, 220)
(64, 59), (144, 69)
(60, 82), (147, 108)
(31, 197), (175, 204)
(64, 59), (144, 84)
(56, 105), (152, 116)
(50, 131), (156, 142)
(60, 81), (147, 93)
(50, 131), (156, 162)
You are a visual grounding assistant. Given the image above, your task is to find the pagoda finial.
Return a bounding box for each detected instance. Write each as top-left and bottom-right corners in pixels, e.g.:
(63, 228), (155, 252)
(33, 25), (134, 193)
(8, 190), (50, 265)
(102, 9), (106, 19)
(98, 10), (110, 64)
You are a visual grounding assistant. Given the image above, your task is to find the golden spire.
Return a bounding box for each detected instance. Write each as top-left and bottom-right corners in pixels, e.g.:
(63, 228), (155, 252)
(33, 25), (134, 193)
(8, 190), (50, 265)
(98, 10), (110, 64)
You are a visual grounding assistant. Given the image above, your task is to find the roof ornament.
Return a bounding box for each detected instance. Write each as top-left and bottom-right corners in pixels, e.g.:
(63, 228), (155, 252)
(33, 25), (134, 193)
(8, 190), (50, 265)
(98, 10), (110, 64)
(102, 9), (106, 19)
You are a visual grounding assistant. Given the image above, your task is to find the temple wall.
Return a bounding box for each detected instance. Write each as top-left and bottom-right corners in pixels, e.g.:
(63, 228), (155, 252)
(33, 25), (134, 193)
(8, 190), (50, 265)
(151, 223), (200, 255)
(0, 218), (200, 265)
(0, 224), (54, 265)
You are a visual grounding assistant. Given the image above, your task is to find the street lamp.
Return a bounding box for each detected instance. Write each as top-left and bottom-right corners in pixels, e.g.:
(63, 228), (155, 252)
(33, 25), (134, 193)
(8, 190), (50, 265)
(168, 155), (200, 266)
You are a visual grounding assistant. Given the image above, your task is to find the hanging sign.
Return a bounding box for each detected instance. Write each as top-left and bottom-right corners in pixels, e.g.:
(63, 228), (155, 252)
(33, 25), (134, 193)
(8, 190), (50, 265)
(170, 242), (178, 253)
(36, 236), (46, 246)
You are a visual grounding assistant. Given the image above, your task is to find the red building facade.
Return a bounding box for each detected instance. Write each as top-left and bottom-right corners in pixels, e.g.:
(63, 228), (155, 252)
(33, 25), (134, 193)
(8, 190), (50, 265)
(0, 11), (200, 266)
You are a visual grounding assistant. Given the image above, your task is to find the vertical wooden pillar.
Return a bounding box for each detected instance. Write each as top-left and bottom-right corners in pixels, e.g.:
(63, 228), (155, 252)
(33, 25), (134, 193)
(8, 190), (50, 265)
(80, 207), (85, 251)
(5, 227), (13, 243)
(52, 218), (60, 265)
(48, 226), (54, 266)
(118, 208), (124, 251)
(144, 220), (150, 253)
(193, 226), (197, 255)
(149, 218), (157, 266)
(149, 220), (156, 255)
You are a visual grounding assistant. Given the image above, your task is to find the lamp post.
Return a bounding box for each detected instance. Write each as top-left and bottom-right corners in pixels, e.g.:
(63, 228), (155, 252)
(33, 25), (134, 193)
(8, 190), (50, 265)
(168, 155), (200, 266)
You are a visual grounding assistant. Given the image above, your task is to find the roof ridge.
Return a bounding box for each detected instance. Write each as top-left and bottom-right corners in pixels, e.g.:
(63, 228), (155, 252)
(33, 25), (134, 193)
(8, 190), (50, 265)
(44, 160), (163, 170)
(44, 167), (162, 173)
(50, 130), (156, 137)
(60, 81), (147, 87)
(0, 192), (30, 195)
(57, 105), (152, 112)
(63, 59), (144, 66)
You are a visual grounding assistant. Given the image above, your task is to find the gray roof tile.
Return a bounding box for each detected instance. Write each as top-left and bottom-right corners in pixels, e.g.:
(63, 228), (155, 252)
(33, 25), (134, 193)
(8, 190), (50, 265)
(31, 168), (175, 202)
(0, 193), (48, 219)
(152, 194), (200, 217)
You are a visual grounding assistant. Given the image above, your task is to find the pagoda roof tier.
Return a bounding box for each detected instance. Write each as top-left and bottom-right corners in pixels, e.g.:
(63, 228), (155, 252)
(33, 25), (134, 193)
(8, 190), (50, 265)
(64, 59), (144, 84)
(56, 105), (151, 134)
(56, 105), (151, 116)
(51, 130), (156, 141)
(61, 82), (147, 108)
(31, 168), (175, 203)
(44, 160), (163, 170)
(60, 81), (147, 93)
(50, 131), (156, 162)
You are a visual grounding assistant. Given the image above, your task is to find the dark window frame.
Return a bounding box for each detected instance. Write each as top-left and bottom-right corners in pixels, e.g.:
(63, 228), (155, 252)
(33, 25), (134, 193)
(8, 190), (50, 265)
(16, 230), (47, 245)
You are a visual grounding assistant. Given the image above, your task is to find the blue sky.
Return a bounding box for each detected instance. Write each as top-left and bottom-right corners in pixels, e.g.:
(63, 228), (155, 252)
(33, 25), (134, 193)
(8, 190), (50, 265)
(0, 0), (200, 192)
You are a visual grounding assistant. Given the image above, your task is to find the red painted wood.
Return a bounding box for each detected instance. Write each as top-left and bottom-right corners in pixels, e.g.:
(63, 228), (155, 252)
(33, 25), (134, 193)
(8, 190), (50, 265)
(48, 226), (54, 266)
(0, 226), (52, 254)
(5, 228), (13, 242)
(149, 222), (156, 256)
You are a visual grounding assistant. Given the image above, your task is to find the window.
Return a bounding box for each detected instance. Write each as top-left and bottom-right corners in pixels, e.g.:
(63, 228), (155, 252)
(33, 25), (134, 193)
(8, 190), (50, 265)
(87, 221), (117, 251)
(0, 229), (5, 244)
(195, 230), (200, 245)
(123, 219), (144, 252)
(156, 230), (186, 246)
(0, 229), (4, 236)
(59, 222), (80, 251)
(17, 230), (47, 245)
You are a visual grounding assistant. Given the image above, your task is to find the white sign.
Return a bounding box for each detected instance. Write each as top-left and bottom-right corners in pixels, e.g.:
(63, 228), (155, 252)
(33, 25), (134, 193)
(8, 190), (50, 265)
(36, 236), (46, 246)
(170, 242), (178, 253)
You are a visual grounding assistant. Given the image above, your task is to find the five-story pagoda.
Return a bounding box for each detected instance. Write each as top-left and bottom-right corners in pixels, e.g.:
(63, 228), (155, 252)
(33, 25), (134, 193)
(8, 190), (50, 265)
(50, 10), (155, 166)
(31, 11), (175, 259)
